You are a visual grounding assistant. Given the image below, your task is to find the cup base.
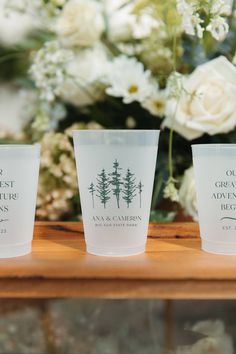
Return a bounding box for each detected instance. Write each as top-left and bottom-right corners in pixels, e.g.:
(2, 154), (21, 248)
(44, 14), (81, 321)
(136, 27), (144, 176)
(0, 242), (31, 258)
(202, 239), (236, 255)
(86, 244), (145, 257)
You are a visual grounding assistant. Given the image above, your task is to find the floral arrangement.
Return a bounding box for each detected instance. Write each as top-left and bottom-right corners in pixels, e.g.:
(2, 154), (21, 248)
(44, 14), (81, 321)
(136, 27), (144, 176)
(0, 0), (236, 220)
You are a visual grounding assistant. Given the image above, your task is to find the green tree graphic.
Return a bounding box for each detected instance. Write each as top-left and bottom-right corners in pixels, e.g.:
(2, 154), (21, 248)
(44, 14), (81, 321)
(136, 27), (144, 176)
(96, 169), (111, 208)
(122, 169), (137, 208)
(109, 159), (123, 208)
(88, 182), (95, 208)
(137, 181), (144, 208)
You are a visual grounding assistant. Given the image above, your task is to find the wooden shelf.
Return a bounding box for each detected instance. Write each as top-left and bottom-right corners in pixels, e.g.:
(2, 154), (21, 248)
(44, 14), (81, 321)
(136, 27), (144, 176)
(0, 222), (236, 299)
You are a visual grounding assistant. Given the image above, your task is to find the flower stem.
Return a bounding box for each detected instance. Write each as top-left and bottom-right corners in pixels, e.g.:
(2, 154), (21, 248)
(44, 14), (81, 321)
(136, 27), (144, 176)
(168, 29), (177, 179)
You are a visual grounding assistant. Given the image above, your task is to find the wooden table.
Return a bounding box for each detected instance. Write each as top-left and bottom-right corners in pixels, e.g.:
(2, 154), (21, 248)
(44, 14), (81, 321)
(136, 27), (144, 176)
(1, 221), (236, 299)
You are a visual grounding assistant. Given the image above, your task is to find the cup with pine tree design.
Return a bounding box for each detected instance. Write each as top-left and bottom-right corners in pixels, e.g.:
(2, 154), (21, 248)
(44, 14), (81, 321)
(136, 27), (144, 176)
(73, 130), (160, 256)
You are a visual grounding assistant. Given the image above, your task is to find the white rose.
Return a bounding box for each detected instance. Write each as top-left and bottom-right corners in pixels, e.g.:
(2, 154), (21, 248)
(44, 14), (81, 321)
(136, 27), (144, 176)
(56, 0), (105, 47)
(60, 44), (110, 107)
(179, 167), (198, 221)
(164, 56), (236, 140)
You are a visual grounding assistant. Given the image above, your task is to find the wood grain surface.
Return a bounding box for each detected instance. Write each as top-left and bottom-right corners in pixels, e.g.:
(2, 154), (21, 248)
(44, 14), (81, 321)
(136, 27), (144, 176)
(0, 222), (236, 299)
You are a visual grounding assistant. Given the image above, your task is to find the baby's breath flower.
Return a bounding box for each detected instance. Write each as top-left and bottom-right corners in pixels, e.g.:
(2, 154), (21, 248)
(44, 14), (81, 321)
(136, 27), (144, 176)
(32, 101), (66, 133)
(177, 0), (204, 38)
(30, 41), (73, 102)
(177, 0), (231, 41)
(166, 71), (184, 99)
(163, 178), (179, 203)
(36, 129), (77, 220)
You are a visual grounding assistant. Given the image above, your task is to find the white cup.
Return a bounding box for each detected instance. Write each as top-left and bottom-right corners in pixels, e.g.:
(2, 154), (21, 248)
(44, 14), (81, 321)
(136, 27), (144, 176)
(0, 145), (40, 258)
(192, 144), (236, 255)
(73, 130), (160, 256)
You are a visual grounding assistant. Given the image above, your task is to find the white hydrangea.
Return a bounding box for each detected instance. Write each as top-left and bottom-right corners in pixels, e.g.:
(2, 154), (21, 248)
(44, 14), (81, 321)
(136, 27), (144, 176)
(60, 44), (110, 107)
(30, 41), (73, 102)
(56, 0), (105, 47)
(0, 85), (34, 138)
(104, 0), (160, 42)
(105, 55), (154, 104)
(179, 166), (198, 221)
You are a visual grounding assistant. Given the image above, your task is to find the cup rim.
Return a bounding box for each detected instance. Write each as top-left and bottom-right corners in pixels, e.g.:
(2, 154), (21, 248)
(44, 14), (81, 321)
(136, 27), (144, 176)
(73, 129), (160, 133)
(192, 144), (236, 148)
(0, 144), (40, 149)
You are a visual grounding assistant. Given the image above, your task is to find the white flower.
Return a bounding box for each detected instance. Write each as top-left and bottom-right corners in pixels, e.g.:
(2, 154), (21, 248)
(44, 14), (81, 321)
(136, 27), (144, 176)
(60, 44), (110, 107)
(131, 12), (160, 39)
(179, 167), (198, 221)
(0, 85), (33, 138)
(142, 90), (166, 117)
(167, 71), (184, 99)
(183, 12), (204, 38)
(105, 0), (159, 42)
(163, 56), (236, 140)
(32, 101), (66, 133)
(105, 55), (154, 104)
(56, 0), (105, 47)
(206, 16), (229, 41)
(177, 0), (204, 38)
(163, 178), (179, 202)
(105, 1), (134, 42)
(30, 41), (73, 102)
(0, 0), (37, 46)
(211, 0), (233, 16)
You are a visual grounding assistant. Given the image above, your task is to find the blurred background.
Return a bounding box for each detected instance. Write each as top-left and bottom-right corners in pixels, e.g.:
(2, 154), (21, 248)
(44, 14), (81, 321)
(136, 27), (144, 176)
(1, 0), (236, 353)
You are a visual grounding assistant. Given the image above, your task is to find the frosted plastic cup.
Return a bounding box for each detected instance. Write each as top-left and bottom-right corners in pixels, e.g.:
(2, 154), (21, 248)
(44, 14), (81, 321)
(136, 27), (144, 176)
(73, 130), (160, 256)
(192, 144), (236, 255)
(0, 145), (40, 258)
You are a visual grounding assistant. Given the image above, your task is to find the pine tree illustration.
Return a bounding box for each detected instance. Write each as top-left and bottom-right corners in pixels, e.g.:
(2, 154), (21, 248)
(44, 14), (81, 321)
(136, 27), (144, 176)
(122, 169), (137, 208)
(96, 169), (111, 208)
(88, 182), (95, 208)
(109, 159), (123, 208)
(137, 181), (144, 208)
